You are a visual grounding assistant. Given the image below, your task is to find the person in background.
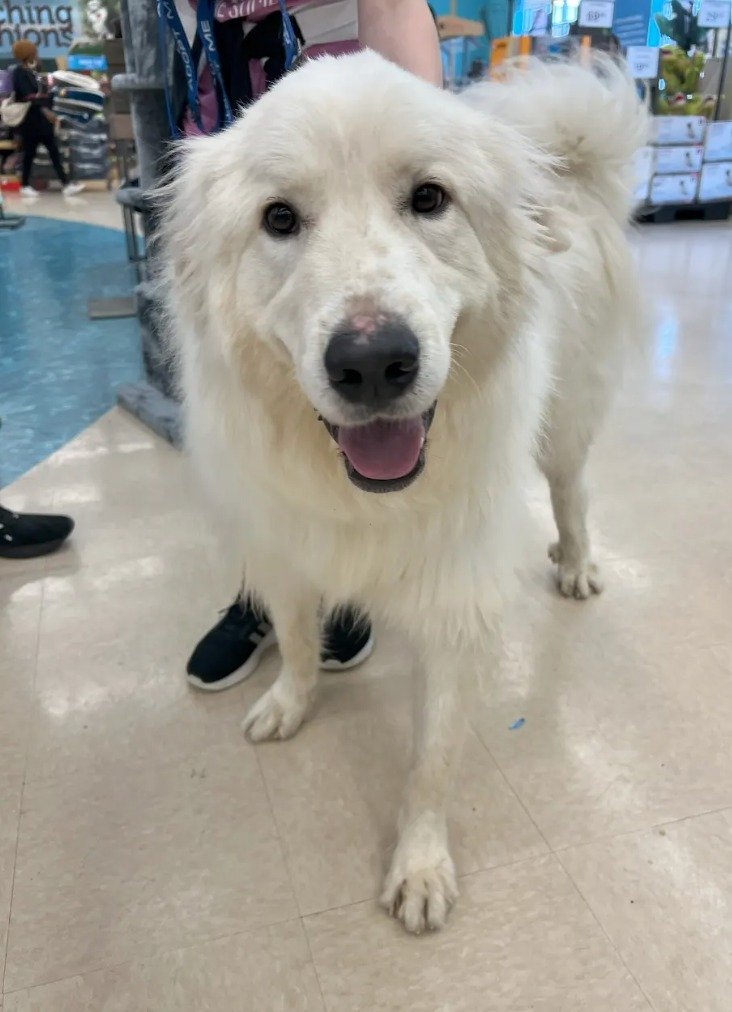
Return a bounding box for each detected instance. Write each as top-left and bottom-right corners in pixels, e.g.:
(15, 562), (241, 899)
(186, 0), (442, 690)
(10, 41), (85, 199)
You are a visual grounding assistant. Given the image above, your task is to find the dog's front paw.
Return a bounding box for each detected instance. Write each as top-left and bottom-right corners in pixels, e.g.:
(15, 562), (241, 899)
(380, 817), (458, 934)
(241, 676), (309, 742)
(548, 543), (603, 599)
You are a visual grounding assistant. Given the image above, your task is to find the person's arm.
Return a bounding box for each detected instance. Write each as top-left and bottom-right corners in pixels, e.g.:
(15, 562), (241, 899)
(357, 0), (442, 87)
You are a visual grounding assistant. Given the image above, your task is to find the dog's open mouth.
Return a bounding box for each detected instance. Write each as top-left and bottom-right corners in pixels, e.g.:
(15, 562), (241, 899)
(322, 404), (436, 493)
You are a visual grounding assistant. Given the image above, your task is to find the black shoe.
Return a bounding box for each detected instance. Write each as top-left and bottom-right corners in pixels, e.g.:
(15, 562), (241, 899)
(186, 598), (373, 692)
(0, 505), (74, 559)
(186, 599), (275, 692)
(320, 608), (374, 671)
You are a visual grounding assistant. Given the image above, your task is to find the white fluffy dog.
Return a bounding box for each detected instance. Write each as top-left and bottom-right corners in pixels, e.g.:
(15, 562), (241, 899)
(162, 52), (646, 933)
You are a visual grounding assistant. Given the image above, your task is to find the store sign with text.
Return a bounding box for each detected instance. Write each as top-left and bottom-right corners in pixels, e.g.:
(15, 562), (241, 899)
(1, 1), (78, 56)
(1, 1), (118, 58)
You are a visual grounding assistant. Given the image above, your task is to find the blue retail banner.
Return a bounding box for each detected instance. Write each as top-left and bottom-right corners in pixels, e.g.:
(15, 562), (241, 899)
(67, 51), (107, 70)
(613, 0), (653, 46)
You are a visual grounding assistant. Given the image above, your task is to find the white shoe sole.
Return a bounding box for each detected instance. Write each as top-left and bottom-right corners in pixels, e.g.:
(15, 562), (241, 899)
(187, 630), (374, 691)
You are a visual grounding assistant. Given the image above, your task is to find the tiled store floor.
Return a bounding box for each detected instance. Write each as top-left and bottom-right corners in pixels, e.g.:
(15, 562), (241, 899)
(0, 219), (731, 1010)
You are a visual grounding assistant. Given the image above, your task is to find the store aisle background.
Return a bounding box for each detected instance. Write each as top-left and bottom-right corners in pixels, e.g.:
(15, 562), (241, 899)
(1, 202), (731, 1009)
(0, 208), (142, 486)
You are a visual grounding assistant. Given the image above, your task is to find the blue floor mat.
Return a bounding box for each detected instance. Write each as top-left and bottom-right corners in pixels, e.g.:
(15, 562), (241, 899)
(0, 216), (143, 488)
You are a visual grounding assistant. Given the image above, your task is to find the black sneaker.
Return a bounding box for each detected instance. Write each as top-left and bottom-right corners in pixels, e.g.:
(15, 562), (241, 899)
(186, 599), (276, 692)
(186, 597), (373, 692)
(0, 505), (74, 559)
(320, 609), (374, 671)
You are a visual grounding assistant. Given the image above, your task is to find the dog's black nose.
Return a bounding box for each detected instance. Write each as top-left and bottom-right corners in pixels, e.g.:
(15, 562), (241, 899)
(325, 322), (420, 406)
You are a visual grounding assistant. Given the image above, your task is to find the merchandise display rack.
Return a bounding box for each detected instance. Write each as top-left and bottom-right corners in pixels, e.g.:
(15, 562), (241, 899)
(635, 115), (732, 222)
(113, 0), (181, 445)
(631, 9), (731, 222)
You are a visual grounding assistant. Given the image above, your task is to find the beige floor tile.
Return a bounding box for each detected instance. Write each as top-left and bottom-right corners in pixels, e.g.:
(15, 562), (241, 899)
(585, 468), (732, 563)
(474, 591), (732, 848)
(305, 854), (649, 1011)
(0, 776), (23, 984)
(632, 221), (732, 298)
(256, 703), (547, 916)
(2, 193), (123, 232)
(25, 547), (231, 782)
(33, 412), (219, 572)
(637, 291), (732, 387)
(526, 429), (732, 567)
(4, 739), (297, 992)
(0, 465), (57, 518)
(0, 576), (43, 780)
(3, 920), (324, 1012)
(1, 412), (206, 579)
(560, 809), (732, 1012)
(517, 544), (732, 651)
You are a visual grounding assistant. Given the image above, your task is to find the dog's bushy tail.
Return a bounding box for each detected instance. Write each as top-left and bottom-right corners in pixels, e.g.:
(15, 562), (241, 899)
(463, 54), (649, 222)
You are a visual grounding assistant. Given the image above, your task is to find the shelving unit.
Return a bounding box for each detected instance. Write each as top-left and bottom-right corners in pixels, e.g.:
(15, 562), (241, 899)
(635, 115), (732, 223)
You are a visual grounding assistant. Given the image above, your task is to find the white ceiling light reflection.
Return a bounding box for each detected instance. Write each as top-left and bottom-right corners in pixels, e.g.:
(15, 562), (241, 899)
(44, 556), (166, 602)
(651, 303), (679, 386)
(48, 439), (155, 465)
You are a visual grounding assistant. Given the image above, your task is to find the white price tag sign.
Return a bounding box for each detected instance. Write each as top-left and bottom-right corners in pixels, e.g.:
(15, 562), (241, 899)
(697, 0), (731, 28)
(626, 46), (660, 79)
(578, 0), (615, 28)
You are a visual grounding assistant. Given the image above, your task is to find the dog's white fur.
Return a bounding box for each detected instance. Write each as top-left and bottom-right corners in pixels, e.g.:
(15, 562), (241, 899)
(162, 53), (646, 933)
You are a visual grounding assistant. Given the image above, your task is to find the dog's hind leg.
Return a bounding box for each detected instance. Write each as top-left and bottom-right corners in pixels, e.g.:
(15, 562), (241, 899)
(242, 575), (321, 742)
(543, 464), (602, 599)
(381, 635), (480, 933)
(538, 395), (603, 599)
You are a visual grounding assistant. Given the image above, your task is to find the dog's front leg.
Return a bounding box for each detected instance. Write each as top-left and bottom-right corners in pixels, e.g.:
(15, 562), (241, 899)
(381, 637), (478, 933)
(242, 581), (321, 742)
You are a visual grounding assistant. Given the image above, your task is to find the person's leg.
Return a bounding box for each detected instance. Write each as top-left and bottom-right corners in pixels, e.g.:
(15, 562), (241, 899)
(21, 131), (40, 187)
(42, 133), (69, 186)
(358, 0), (442, 87)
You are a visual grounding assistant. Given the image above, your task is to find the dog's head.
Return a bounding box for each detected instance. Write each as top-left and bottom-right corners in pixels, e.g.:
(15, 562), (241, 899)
(165, 53), (565, 493)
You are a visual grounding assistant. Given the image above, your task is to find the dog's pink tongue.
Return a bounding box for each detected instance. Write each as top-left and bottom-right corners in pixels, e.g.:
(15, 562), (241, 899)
(337, 418), (424, 480)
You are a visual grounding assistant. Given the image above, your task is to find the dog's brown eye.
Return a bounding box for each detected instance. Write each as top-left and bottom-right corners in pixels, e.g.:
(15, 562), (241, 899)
(411, 184), (447, 215)
(263, 202), (299, 237)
